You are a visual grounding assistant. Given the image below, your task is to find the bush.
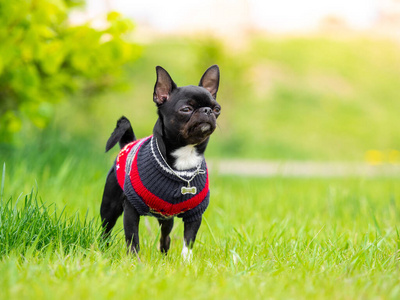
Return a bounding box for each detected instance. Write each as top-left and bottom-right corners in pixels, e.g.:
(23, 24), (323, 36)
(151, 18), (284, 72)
(0, 0), (140, 142)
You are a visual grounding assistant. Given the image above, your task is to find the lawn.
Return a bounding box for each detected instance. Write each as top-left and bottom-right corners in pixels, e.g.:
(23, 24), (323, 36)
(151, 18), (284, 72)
(1, 165), (399, 299)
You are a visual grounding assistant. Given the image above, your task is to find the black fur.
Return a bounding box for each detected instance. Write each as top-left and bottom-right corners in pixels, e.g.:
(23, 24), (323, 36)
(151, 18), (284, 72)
(101, 65), (221, 257)
(105, 116), (136, 152)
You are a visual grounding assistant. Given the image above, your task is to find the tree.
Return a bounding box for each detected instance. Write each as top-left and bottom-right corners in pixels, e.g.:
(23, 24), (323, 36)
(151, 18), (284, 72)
(0, 0), (140, 141)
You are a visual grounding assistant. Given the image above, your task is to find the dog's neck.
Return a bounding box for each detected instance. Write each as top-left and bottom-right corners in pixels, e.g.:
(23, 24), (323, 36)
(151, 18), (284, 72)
(153, 119), (209, 170)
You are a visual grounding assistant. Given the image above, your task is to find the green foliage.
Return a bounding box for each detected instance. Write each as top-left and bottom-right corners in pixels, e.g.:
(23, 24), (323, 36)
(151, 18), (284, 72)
(0, 0), (140, 142)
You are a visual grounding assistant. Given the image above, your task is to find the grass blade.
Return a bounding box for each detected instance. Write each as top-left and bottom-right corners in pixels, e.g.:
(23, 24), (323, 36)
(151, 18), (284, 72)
(1, 163), (5, 201)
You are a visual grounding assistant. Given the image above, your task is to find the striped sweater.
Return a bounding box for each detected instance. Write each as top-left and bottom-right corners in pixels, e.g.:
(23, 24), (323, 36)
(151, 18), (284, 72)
(115, 136), (210, 222)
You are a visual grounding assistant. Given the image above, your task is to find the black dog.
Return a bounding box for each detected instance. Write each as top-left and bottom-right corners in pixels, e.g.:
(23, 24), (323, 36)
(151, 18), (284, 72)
(101, 65), (221, 259)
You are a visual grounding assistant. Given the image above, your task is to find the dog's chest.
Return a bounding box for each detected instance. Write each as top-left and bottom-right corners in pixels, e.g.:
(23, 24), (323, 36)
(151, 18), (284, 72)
(171, 145), (203, 170)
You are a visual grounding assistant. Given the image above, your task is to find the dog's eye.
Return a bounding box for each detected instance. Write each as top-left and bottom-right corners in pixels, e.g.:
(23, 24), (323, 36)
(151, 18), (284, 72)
(180, 106), (193, 113)
(213, 106), (221, 114)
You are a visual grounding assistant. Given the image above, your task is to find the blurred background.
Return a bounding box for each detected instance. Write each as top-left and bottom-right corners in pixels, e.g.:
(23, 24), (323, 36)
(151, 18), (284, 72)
(1, 0), (400, 203)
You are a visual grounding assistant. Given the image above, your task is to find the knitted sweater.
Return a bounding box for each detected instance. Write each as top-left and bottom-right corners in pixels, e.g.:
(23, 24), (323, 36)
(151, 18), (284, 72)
(115, 136), (210, 222)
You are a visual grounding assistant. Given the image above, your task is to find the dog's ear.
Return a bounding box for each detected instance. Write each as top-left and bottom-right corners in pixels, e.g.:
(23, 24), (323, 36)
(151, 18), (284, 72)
(199, 65), (220, 98)
(153, 66), (177, 106)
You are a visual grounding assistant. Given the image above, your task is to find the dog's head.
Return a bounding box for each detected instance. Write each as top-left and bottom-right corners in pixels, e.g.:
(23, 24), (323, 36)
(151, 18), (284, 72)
(153, 65), (221, 146)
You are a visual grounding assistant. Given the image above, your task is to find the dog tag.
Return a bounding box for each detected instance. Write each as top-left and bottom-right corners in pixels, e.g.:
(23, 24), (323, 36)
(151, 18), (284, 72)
(181, 186), (197, 195)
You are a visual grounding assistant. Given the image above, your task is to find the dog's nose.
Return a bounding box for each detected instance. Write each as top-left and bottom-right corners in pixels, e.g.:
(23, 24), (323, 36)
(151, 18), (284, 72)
(201, 107), (212, 115)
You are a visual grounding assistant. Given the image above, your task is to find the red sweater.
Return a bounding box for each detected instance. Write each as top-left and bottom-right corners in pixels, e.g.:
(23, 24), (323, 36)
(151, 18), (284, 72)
(115, 136), (210, 221)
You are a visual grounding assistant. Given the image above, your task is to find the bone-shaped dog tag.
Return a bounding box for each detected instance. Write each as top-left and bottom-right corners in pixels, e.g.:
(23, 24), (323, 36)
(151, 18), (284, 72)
(181, 186), (197, 195)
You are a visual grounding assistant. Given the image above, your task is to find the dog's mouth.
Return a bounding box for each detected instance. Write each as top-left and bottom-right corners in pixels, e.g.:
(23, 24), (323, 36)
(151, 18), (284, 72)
(193, 121), (215, 135)
(199, 123), (212, 133)
(181, 121), (216, 144)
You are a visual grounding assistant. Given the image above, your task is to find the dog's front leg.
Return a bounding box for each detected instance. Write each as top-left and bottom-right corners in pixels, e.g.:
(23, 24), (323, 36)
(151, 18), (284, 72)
(123, 199), (140, 255)
(158, 218), (174, 254)
(182, 218), (202, 261)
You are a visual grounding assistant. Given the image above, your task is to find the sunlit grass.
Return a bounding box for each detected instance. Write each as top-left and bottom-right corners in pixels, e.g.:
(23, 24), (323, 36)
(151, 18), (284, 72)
(1, 167), (399, 299)
(0, 192), (103, 258)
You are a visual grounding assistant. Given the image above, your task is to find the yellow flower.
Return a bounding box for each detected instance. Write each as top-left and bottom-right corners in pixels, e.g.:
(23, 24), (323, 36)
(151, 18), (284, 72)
(365, 150), (383, 165)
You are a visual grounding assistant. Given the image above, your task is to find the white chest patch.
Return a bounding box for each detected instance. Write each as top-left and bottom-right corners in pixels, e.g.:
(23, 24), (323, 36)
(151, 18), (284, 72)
(171, 145), (202, 170)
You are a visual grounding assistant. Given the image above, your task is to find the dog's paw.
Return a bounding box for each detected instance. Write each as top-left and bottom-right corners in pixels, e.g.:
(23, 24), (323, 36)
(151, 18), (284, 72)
(181, 244), (193, 262)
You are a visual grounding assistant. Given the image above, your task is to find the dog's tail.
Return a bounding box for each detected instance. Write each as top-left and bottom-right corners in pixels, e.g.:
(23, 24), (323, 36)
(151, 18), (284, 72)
(105, 116), (136, 152)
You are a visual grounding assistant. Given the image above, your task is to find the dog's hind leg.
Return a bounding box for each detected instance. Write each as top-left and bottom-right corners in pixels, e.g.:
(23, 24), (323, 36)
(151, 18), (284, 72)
(100, 167), (125, 239)
(123, 199), (140, 254)
(158, 218), (174, 254)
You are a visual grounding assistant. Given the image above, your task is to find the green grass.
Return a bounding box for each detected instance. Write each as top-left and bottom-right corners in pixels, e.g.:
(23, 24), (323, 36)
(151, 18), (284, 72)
(0, 192), (103, 258)
(1, 167), (399, 299)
